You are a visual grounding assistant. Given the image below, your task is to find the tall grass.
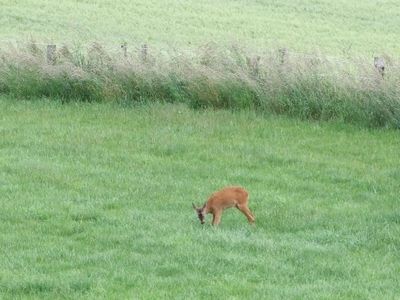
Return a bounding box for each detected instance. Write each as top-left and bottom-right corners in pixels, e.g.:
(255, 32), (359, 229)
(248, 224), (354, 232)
(0, 42), (399, 128)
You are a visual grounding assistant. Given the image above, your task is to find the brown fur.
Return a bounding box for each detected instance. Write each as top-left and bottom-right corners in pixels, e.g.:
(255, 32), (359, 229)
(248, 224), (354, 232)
(193, 186), (255, 226)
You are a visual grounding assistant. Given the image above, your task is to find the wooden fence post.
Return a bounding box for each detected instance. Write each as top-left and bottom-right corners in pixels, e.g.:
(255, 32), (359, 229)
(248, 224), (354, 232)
(47, 44), (56, 64)
(246, 55), (260, 76)
(141, 44), (148, 61)
(374, 57), (385, 78)
(279, 48), (287, 64)
(121, 42), (127, 58)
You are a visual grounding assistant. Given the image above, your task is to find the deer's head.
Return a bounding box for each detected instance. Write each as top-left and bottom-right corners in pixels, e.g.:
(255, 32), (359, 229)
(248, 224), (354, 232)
(192, 203), (205, 224)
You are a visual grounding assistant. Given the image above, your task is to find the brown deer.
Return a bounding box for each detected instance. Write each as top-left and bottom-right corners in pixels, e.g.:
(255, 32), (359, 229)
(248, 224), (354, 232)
(192, 186), (255, 226)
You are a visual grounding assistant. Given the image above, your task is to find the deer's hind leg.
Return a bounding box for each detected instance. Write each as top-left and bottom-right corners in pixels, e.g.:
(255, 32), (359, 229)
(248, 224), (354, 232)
(236, 204), (255, 223)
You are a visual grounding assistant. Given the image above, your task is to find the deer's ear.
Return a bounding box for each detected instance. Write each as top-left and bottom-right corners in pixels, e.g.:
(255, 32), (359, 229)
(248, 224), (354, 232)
(192, 203), (197, 210)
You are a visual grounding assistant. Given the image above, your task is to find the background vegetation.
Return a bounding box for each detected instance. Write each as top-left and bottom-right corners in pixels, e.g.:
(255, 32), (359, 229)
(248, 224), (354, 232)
(1, 0), (400, 128)
(1, 0), (399, 55)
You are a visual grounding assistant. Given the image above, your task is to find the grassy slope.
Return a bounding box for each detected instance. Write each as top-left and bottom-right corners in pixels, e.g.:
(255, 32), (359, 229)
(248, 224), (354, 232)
(0, 0), (399, 55)
(1, 97), (399, 298)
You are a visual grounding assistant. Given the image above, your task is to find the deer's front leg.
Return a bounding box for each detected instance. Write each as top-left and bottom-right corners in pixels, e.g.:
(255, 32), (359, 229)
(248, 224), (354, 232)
(212, 211), (222, 226)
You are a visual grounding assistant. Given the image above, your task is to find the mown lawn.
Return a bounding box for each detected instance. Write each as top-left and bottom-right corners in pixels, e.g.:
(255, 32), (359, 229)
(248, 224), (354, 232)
(0, 96), (399, 298)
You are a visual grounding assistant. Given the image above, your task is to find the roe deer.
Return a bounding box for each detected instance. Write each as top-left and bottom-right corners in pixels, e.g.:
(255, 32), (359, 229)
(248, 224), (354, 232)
(192, 186), (255, 226)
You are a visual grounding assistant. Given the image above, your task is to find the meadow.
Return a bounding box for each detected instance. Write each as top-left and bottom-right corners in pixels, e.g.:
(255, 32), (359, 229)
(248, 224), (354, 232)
(1, 0), (400, 298)
(1, 97), (400, 298)
(1, 0), (399, 55)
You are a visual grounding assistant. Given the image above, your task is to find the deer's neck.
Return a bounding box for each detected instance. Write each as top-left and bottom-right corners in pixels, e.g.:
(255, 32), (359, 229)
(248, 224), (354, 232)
(202, 203), (210, 214)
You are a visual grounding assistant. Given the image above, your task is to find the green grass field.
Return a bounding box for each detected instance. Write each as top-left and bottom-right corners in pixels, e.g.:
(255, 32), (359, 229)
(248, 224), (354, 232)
(1, 0), (399, 56)
(1, 97), (399, 298)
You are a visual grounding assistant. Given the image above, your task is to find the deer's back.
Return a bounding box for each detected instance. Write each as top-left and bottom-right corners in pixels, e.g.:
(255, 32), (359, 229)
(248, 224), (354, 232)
(207, 186), (248, 210)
